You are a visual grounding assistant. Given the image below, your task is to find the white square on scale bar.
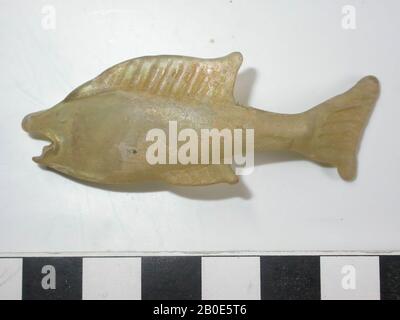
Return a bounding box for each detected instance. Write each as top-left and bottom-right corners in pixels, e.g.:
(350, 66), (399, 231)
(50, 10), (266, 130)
(0, 258), (22, 300)
(82, 257), (141, 300)
(320, 256), (380, 300)
(202, 256), (260, 300)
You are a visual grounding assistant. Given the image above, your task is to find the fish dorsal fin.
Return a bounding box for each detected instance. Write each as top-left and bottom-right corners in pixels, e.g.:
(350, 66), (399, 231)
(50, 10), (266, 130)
(64, 52), (243, 105)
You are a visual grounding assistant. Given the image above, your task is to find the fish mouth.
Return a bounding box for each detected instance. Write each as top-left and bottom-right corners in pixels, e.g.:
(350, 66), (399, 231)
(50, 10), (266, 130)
(22, 113), (58, 163)
(32, 141), (57, 163)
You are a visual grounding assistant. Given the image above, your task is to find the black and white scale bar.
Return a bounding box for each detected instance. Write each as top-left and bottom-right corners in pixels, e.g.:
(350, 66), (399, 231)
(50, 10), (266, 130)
(0, 256), (399, 300)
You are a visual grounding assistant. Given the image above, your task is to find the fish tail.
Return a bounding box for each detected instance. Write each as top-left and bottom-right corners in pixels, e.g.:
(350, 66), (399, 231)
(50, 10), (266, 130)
(300, 76), (380, 180)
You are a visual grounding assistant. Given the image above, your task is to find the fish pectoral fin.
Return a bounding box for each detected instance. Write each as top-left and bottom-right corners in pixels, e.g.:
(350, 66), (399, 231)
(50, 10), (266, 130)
(160, 165), (239, 186)
(64, 53), (243, 106)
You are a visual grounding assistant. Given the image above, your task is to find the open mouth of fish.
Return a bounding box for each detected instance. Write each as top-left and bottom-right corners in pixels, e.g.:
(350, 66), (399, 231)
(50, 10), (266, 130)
(31, 140), (57, 163)
(22, 113), (58, 163)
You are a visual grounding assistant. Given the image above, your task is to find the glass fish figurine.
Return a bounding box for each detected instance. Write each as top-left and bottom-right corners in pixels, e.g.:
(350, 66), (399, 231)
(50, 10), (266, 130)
(22, 53), (380, 186)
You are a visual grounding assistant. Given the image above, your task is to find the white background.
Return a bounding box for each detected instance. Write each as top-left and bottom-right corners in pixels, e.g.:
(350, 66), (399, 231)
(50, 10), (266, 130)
(0, 0), (399, 255)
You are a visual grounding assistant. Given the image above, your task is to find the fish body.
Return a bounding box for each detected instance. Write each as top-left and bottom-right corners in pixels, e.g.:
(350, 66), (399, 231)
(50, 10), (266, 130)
(22, 53), (380, 185)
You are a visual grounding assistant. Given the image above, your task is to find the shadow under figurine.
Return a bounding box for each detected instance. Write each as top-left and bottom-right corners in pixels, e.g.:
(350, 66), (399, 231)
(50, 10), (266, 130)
(22, 52), (380, 186)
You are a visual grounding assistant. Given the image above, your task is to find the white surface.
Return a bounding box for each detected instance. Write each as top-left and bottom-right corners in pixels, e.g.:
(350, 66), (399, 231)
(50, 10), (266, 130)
(0, 0), (399, 255)
(320, 256), (380, 300)
(202, 257), (260, 300)
(82, 257), (141, 300)
(0, 259), (22, 300)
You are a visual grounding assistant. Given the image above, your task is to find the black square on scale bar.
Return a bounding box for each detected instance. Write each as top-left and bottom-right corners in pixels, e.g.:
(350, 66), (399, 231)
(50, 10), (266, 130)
(141, 256), (201, 300)
(22, 257), (82, 300)
(260, 256), (321, 300)
(380, 256), (400, 300)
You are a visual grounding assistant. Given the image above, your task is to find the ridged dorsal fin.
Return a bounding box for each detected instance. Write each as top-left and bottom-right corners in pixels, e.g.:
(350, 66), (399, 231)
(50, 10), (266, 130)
(65, 52), (243, 105)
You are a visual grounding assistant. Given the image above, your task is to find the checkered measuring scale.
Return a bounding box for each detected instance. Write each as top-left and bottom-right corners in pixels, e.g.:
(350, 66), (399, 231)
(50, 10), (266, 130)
(0, 255), (399, 300)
